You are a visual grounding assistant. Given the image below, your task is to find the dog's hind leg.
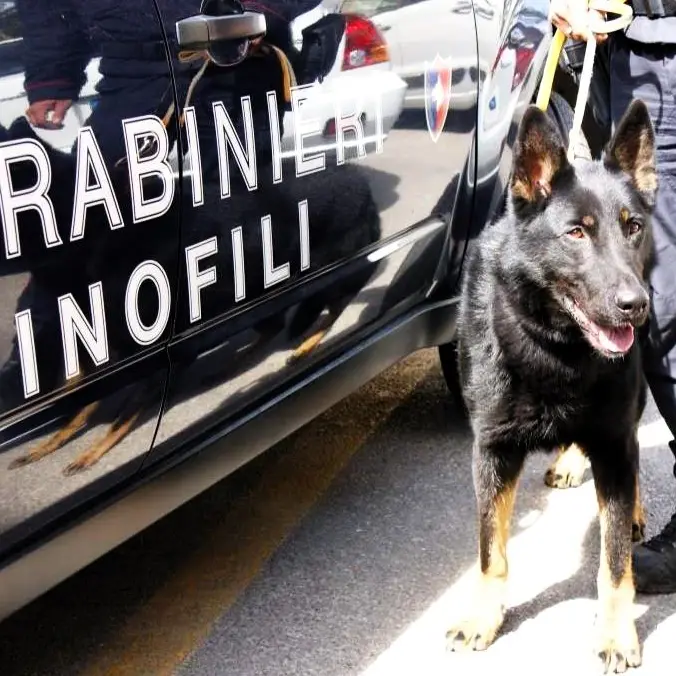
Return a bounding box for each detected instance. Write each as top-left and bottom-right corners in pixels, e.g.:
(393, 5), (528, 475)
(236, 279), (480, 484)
(544, 443), (589, 489)
(447, 442), (526, 652)
(588, 437), (642, 673)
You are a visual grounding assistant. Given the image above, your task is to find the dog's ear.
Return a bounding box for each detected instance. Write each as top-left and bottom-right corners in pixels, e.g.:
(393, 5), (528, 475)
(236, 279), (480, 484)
(604, 99), (657, 207)
(510, 105), (570, 208)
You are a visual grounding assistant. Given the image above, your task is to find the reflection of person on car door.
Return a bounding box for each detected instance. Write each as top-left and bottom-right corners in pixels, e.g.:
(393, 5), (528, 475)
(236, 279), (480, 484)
(19, 0), (171, 164)
(18, 0), (327, 165)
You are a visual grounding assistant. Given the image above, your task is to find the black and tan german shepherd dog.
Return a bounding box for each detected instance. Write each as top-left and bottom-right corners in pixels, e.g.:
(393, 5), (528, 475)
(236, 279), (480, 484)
(447, 99), (657, 673)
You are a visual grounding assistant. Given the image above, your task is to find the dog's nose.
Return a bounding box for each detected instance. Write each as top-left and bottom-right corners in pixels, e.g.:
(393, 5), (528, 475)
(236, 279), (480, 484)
(614, 287), (648, 318)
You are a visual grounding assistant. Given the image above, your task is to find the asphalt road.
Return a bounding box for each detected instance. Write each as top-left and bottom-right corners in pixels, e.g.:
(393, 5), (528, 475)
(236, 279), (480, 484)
(2, 348), (676, 676)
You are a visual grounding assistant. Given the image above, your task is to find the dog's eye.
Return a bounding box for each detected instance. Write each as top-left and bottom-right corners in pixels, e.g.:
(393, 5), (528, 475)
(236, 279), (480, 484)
(627, 219), (642, 236)
(566, 226), (586, 239)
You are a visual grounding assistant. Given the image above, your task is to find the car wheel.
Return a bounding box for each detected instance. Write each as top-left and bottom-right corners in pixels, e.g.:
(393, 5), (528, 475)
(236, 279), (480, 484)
(438, 341), (468, 417)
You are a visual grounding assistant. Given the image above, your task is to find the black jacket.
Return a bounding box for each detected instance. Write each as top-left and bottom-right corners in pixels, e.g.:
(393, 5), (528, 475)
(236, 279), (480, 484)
(18, 0), (323, 103)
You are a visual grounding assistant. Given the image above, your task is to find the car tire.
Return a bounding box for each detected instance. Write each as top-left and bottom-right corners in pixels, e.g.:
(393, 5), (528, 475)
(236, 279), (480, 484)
(438, 341), (467, 418)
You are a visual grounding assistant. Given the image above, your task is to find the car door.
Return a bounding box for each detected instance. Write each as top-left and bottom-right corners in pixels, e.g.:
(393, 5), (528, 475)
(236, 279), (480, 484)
(146, 0), (478, 462)
(0, 0), (179, 558)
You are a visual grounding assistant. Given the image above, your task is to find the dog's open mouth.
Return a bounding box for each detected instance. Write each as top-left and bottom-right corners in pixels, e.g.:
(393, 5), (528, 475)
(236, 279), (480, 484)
(562, 297), (634, 357)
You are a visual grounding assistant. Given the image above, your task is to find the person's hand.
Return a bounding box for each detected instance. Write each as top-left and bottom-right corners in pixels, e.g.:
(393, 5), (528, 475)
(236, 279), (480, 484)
(549, 0), (608, 43)
(25, 99), (73, 130)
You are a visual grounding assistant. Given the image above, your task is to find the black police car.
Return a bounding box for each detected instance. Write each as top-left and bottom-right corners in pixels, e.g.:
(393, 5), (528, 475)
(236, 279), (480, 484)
(0, 0), (560, 618)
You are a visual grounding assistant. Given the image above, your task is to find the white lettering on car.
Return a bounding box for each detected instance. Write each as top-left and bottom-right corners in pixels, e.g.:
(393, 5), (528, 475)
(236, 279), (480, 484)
(5, 75), (391, 399)
(125, 260), (172, 346)
(213, 98), (258, 199)
(122, 115), (175, 223)
(58, 281), (109, 380)
(291, 84), (326, 178)
(334, 96), (367, 165)
(0, 139), (62, 259)
(71, 126), (124, 240)
(14, 309), (39, 398)
(231, 226), (246, 302)
(12, 196), (310, 398)
(186, 236), (218, 323)
(267, 91), (283, 185)
(375, 94), (384, 155)
(262, 213), (291, 288)
(299, 199), (310, 272)
(183, 106), (205, 207)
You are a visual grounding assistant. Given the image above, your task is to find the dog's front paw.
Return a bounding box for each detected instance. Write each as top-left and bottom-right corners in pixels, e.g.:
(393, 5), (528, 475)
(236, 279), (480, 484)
(595, 621), (641, 673)
(446, 602), (505, 652)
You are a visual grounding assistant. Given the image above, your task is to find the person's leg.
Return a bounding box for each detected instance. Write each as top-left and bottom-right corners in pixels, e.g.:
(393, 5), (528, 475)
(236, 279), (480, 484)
(609, 35), (676, 594)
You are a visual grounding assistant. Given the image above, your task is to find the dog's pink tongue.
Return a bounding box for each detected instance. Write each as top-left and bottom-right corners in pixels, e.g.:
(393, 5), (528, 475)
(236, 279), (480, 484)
(597, 325), (635, 354)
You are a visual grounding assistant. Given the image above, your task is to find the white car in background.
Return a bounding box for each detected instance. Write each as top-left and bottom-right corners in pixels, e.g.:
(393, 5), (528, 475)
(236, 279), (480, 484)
(339, 0), (479, 111)
(0, 2), (406, 163)
(283, 3), (407, 160)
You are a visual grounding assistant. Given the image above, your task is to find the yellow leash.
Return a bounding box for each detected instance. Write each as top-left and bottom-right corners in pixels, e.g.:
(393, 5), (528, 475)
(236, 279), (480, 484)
(535, 0), (633, 161)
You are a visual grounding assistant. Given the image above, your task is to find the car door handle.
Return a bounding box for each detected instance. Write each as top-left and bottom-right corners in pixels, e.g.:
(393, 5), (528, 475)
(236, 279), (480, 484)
(176, 12), (267, 51)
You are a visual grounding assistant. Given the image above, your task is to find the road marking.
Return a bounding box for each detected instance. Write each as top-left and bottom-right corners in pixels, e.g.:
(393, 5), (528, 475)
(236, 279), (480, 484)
(76, 350), (438, 676)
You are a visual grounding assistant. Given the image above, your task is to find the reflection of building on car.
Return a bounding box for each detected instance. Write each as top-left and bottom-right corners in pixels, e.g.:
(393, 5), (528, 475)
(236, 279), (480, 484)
(0, 3), (406, 162)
